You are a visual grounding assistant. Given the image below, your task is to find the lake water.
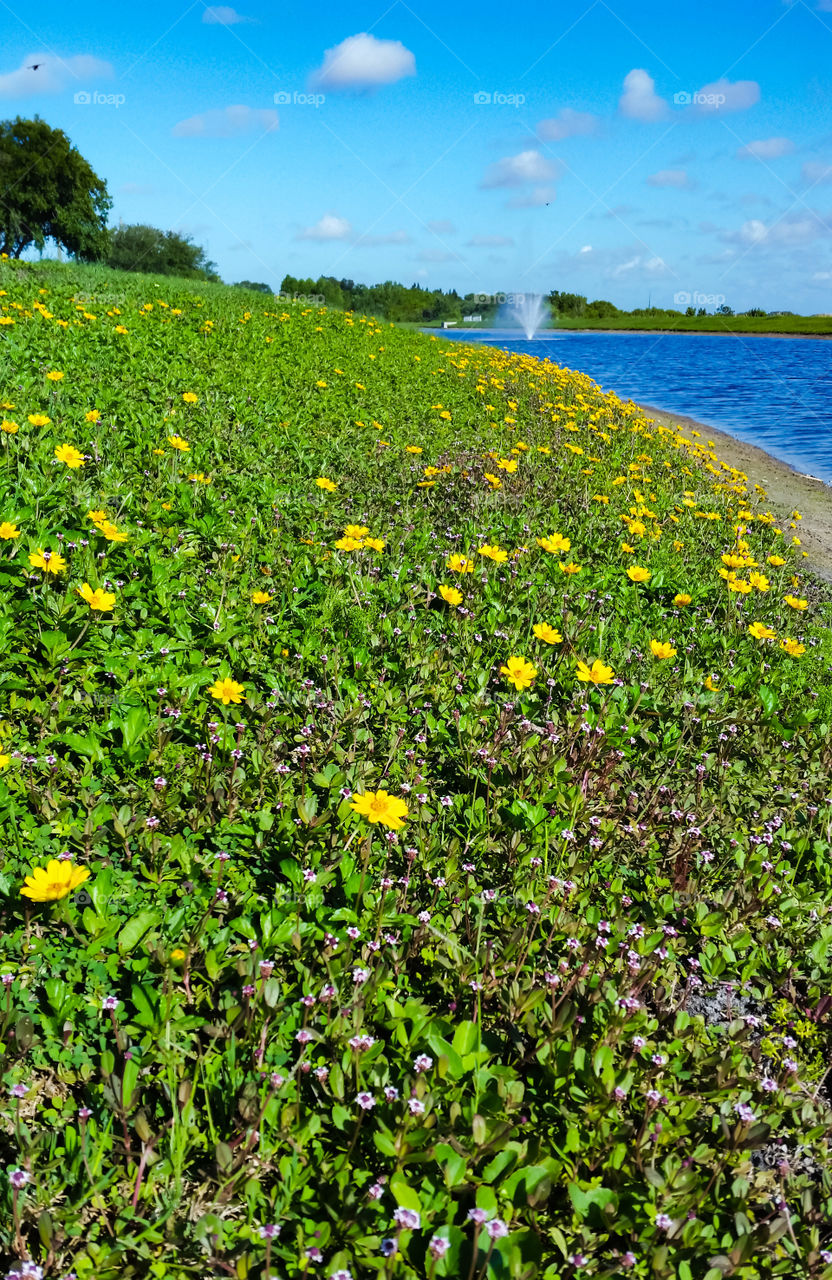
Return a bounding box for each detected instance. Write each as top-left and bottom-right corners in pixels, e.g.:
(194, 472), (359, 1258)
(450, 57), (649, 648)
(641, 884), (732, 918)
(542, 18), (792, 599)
(437, 328), (832, 485)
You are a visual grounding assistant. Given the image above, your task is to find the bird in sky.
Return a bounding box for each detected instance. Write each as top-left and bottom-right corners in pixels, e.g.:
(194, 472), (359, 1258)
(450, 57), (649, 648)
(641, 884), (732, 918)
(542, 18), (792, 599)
(27, 64), (41, 70)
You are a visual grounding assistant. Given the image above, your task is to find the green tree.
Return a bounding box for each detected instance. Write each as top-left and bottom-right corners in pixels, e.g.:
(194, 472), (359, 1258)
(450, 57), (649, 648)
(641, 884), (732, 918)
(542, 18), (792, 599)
(0, 115), (111, 260)
(235, 280), (272, 294)
(548, 290), (587, 316)
(107, 224), (219, 280)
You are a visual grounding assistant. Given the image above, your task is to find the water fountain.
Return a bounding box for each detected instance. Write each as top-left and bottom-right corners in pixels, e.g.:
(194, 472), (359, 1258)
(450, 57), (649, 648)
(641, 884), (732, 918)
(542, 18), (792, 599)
(509, 292), (548, 339)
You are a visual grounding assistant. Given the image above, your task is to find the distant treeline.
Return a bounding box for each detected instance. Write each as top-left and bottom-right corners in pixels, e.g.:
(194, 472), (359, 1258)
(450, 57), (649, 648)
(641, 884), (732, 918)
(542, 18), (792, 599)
(228, 277), (798, 324)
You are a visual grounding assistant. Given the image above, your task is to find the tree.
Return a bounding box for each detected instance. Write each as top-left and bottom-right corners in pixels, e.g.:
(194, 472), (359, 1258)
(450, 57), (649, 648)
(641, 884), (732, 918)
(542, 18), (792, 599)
(548, 290), (587, 316)
(0, 116), (111, 260)
(107, 225), (219, 281)
(234, 280), (272, 294)
(584, 299), (620, 318)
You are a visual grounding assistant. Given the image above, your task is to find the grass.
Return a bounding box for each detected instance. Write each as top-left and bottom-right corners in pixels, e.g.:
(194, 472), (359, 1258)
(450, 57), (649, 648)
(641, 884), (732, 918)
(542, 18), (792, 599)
(0, 258), (831, 1280)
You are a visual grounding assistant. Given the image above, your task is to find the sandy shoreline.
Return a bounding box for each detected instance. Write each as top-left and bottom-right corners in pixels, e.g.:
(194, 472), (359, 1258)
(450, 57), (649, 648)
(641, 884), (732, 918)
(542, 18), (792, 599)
(639, 402), (832, 583)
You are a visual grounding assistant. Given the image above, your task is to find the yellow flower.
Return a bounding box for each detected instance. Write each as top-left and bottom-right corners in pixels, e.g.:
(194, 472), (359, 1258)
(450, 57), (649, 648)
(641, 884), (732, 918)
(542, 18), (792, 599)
(484, 473), (502, 488)
(46, 370), (64, 382)
(721, 554), (745, 569)
(344, 525), (369, 538)
(576, 658), (615, 685)
(537, 533), (571, 554)
(673, 593), (691, 606)
(21, 860), (90, 902)
(649, 639), (677, 660)
(704, 676), (720, 691)
(780, 638), (805, 657)
(251, 590), (272, 604)
(784, 595), (807, 610)
(55, 443), (85, 469)
(447, 554), (474, 573)
(168, 435), (190, 452)
(351, 789), (409, 829)
(85, 409), (101, 423)
(1, 419), (19, 434)
(439, 410), (451, 420)
(182, 392), (198, 404)
(479, 544), (508, 563)
(749, 572), (770, 592)
(170, 948), (186, 962)
(406, 445), (423, 454)
(533, 622), (562, 644)
(77, 582), (116, 611)
(439, 585), (462, 606)
(627, 566), (651, 583)
(500, 655), (537, 691)
(496, 458), (518, 473)
(767, 555), (785, 567)
(29, 549), (66, 574)
(114, 325), (128, 334)
(559, 561), (581, 575)
(27, 414), (50, 427)
(316, 477), (337, 492)
(748, 621), (776, 640)
(209, 677), (245, 705)
(728, 578), (752, 594)
(0, 521), (20, 539)
(98, 521), (129, 543)
(364, 537), (385, 552)
(335, 536), (362, 551)
(621, 542), (635, 554)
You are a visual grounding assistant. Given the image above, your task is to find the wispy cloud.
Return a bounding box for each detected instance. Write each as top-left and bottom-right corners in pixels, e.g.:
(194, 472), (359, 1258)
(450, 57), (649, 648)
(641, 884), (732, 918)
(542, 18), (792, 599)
(0, 52), (113, 98)
(172, 105), (278, 138)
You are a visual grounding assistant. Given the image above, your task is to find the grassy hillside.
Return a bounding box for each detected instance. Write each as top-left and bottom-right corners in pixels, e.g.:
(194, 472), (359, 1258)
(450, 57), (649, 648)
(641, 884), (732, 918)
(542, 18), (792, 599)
(0, 259), (831, 1280)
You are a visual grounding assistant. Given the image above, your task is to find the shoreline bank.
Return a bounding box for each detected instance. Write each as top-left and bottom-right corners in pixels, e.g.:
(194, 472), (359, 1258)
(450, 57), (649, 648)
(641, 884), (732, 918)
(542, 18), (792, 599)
(638, 402), (832, 582)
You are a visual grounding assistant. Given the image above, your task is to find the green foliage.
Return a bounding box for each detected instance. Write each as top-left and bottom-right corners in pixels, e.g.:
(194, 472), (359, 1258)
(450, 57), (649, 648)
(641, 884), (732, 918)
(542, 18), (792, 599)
(0, 258), (829, 1279)
(0, 116), (111, 261)
(107, 224), (219, 281)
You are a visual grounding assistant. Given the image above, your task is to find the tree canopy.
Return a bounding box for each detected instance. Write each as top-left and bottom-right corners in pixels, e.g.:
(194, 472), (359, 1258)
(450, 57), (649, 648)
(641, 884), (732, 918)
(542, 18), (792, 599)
(107, 224), (219, 281)
(0, 116), (111, 260)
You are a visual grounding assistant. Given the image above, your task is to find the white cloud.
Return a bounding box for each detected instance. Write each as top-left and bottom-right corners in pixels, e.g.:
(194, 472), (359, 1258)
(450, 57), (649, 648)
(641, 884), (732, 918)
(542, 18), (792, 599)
(579, 244), (592, 253)
(737, 137), (793, 159)
(693, 78), (760, 113)
(647, 168), (692, 188)
(428, 220), (456, 235)
(722, 214), (831, 248)
(619, 69), (668, 122)
(466, 234), (514, 247)
(296, 213), (352, 241)
(481, 149), (557, 188)
(802, 161), (832, 185)
(172, 104), (278, 137)
(537, 108), (598, 142)
(613, 253), (668, 276)
(0, 52), (113, 99)
(310, 33), (415, 91)
(507, 186), (556, 208)
(416, 249), (457, 262)
(202, 6), (252, 23)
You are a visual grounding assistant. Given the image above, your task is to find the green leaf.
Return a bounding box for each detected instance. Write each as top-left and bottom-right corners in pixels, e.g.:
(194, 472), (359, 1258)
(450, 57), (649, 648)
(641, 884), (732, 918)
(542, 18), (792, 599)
(389, 1175), (421, 1212)
(118, 910), (160, 954)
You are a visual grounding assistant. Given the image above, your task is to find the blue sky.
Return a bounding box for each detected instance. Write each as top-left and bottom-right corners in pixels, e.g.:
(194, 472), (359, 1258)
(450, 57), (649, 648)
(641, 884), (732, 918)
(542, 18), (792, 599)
(4, 0), (832, 310)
